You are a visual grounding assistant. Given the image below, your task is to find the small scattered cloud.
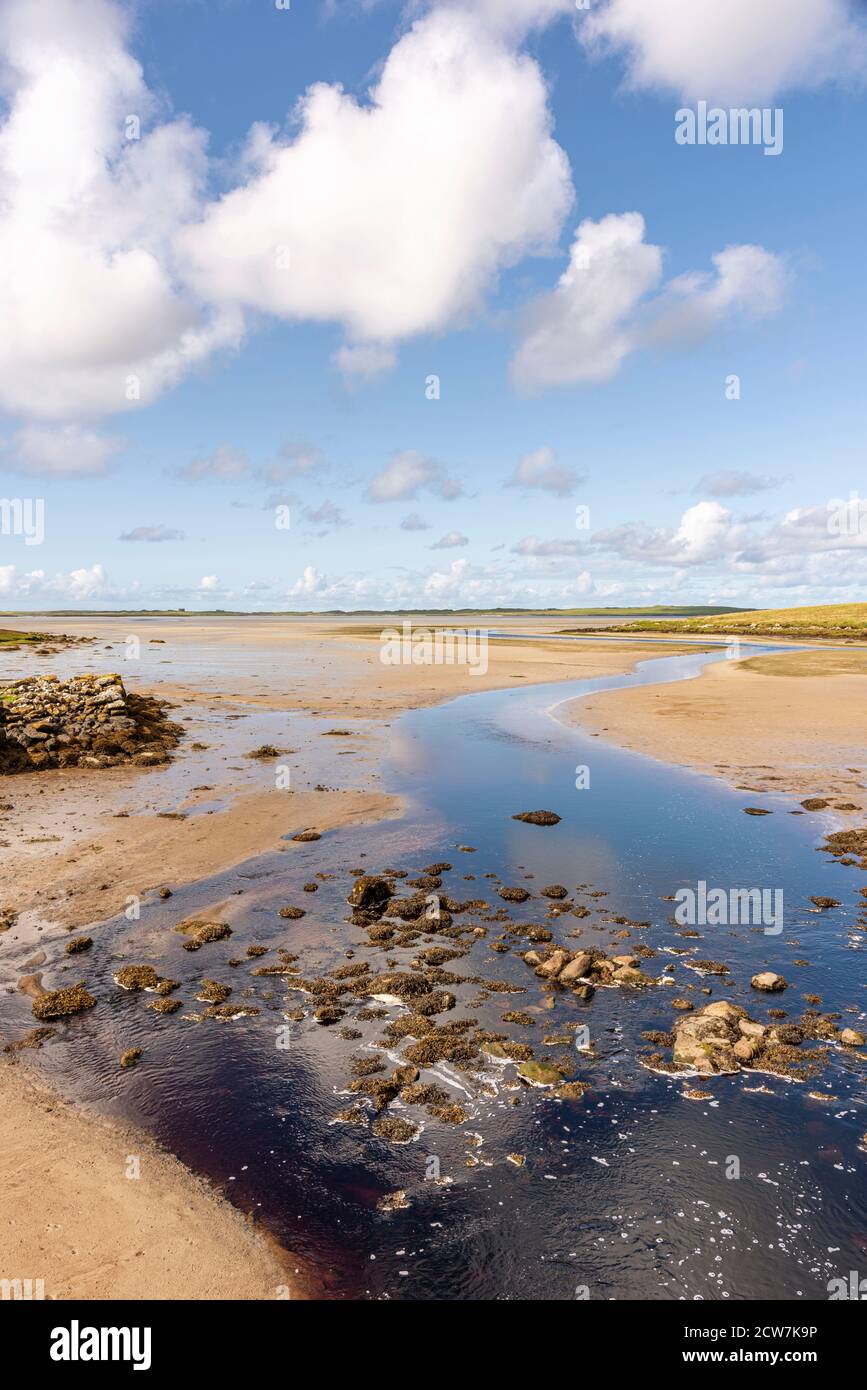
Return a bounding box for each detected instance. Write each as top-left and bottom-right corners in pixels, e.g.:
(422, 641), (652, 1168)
(506, 446), (583, 497)
(198, 574), (220, 591)
(696, 470), (783, 498)
(4, 425), (124, 477)
(367, 449), (463, 502)
(177, 445), (250, 483)
(332, 343), (397, 379)
(430, 530), (469, 549)
(120, 525), (184, 542)
(302, 499), (347, 530)
(511, 535), (582, 556)
(261, 440), (328, 486)
(400, 512), (430, 531)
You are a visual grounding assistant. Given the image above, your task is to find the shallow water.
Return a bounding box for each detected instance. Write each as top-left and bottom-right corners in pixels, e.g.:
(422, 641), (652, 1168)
(2, 645), (865, 1300)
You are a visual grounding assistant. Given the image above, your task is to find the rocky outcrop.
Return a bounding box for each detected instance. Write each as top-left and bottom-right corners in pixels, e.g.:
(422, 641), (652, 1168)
(0, 673), (183, 773)
(522, 944), (655, 991)
(661, 1001), (833, 1079)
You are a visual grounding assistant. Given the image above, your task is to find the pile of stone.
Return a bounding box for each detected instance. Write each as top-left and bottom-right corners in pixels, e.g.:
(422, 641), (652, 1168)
(0, 673), (183, 773)
(522, 943), (656, 995)
(656, 1000), (863, 1078)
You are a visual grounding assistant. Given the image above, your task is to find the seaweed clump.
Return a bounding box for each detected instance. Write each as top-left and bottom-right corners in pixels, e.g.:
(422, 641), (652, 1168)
(174, 919), (232, 950)
(114, 965), (160, 992)
(32, 983), (96, 1020)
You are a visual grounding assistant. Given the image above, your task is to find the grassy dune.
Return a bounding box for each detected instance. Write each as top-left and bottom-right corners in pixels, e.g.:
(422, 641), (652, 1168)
(590, 603), (867, 643)
(0, 628), (44, 647)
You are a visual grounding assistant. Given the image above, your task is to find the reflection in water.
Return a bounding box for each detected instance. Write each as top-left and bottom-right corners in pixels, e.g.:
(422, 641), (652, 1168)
(1, 647), (865, 1300)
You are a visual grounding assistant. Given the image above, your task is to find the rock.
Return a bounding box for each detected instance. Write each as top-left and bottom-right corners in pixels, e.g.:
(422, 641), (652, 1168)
(540, 885), (568, 899)
(743, 807), (772, 816)
(537, 950), (570, 979)
(0, 673), (182, 774)
(174, 919), (232, 949)
(196, 980), (232, 1004)
(738, 1019), (767, 1039)
(751, 972), (787, 992)
(372, 1116), (419, 1144)
(734, 1038), (758, 1061)
(809, 896), (841, 911)
(612, 966), (649, 987)
(518, 1060), (564, 1087)
(559, 952), (592, 984)
(704, 1001), (747, 1022)
(499, 886), (530, 903)
(672, 1012), (739, 1074)
(114, 965), (160, 991)
(840, 1028), (865, 1046)
(32, 982), (96, 1020)
(291, 830), (321, 842)
(64, 935), (92, 954)
(512, 810), (561, 826)
(348, 876), (393, 909)
(120, 1048), (142, 1069)
(278, 906), (306, 920)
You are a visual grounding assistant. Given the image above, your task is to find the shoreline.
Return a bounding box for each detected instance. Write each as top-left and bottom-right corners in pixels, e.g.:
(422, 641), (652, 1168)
(559, 647), (867, 817)
(0, 1061), (307, 1300)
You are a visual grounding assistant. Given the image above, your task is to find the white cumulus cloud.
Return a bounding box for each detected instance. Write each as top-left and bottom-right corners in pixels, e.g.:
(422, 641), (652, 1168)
(582, 0), (867, 104)
(179, 6), (572, 356)
(512, 214), (785, 391)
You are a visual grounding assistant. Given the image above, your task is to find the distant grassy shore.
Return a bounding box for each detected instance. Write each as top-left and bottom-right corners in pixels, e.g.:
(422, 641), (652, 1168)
(0, 605), (749, 619)
(576, 603), (867, 643)
(0, 628), (44, 647)
(0, 628), (88, 650)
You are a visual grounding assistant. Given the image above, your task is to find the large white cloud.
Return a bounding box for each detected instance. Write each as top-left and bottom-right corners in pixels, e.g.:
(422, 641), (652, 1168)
(582, 0), (867, 104)
(0, 0), (574, 424)
(0, 0), (241, 421)
(179, 5), (573, 353)
(512, 214), (785, 391)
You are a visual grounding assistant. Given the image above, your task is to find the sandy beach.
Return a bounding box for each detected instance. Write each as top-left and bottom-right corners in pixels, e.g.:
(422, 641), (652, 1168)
(565, 647), (867, 814)
(0, 1063), (301, 1300)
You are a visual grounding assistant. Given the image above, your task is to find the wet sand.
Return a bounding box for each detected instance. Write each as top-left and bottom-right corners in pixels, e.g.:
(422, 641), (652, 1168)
(1, 617), (699, 932)
(0, 1062), (302, 1300)
(564, 647), (867, 814)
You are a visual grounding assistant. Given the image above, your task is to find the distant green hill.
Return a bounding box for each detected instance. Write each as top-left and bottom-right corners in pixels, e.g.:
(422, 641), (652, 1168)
(585, 603), (867, 642)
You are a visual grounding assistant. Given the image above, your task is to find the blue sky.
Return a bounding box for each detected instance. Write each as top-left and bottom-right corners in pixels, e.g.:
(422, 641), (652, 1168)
(1, 0), (866, 610)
